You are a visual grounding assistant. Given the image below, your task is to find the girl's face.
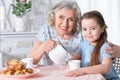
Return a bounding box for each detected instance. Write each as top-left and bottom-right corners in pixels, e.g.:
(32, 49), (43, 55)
(54, 8), (76, 38)
(81, 18), (104, 45)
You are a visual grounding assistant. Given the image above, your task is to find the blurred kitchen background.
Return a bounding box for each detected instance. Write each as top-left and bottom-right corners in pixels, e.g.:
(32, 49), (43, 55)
(0, 0), (120, 67)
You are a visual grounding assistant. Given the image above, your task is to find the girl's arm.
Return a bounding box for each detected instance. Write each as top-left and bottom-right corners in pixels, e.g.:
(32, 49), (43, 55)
(65, 57), (112, 77)
(81, 58), (112, 74)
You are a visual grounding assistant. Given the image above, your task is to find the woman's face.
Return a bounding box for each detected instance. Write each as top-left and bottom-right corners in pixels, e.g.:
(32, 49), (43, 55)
(81, 18), (104, 45)
(54, 8), (76, 37)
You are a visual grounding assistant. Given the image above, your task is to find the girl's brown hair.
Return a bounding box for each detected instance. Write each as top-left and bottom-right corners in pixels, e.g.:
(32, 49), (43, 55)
(80, 11), (107, 66)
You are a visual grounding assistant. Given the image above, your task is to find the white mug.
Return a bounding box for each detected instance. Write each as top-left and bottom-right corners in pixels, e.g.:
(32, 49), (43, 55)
(49, 45), (67, 65)
(68, 60), (81, 71)
(21, 58), (33, 68)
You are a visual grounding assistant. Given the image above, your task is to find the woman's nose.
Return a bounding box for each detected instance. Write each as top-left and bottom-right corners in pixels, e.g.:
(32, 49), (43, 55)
(62, 19), (68, 27)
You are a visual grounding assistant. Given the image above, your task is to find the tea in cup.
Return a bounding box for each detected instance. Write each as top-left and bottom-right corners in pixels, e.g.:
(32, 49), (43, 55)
(49, 45), (67, 65)
(68, 60), (81, 71)
(21, 58), (33, 68)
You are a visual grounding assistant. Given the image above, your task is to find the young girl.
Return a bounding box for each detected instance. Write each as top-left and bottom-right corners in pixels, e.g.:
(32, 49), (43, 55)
(65, 11), (120, 80)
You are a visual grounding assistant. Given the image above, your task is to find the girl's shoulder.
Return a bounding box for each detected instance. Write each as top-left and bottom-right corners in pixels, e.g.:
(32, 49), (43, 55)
(101, 41), (109, 49)
(79, 40), (90, 48)
(81, 40), (89, 45)
(100, 41), (111, 58)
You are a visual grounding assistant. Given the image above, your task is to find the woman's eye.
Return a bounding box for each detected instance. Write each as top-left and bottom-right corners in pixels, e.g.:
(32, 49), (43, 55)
(59, 16), (64, 19)
(68, 18), (75, 22)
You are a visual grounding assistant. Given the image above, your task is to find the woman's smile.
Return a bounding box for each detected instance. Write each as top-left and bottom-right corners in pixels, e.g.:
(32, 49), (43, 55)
(60, 26), (68, 31)
(55, 8), (76, 36)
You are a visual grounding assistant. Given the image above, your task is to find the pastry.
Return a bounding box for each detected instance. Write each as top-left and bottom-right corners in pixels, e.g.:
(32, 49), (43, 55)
(0, 59), (34, 75)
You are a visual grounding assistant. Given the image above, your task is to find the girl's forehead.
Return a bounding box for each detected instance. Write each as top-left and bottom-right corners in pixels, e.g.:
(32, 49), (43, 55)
(82, 19), (100, 27)
(82, 18), (97, 21)
(82, 18), (98, 24)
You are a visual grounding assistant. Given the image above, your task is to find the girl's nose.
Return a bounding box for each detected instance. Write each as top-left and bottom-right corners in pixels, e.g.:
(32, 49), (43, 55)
(87, 30), (91, 34)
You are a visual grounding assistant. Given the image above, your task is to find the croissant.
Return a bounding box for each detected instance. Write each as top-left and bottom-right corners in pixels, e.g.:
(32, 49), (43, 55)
(0, 59), (34, 75)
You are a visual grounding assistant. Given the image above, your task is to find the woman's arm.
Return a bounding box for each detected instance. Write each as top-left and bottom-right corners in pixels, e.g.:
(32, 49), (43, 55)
(105, 42), (120, 58)
(65, 57), (112, 77)
(70, 52), (81, 60)
(115, 45), (120, 57)
(28, 38), (57, 64)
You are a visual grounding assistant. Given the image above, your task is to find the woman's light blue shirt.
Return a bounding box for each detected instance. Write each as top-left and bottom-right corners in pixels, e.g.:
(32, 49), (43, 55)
(36, 24), (83, 65)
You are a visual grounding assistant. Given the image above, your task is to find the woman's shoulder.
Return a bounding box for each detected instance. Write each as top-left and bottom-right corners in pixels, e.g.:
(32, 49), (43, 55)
(36, 24), (54, 40)
(40, 24), (52, 30)
(76, 30), (82, 36)
(74, 30), (83, 41)
(38, 23), (54, 33)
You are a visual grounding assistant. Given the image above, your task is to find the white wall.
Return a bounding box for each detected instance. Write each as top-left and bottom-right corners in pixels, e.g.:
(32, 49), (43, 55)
(0, 0), (120, 45)
(76, 0), (120, 46)
(0, 0), (60, 32)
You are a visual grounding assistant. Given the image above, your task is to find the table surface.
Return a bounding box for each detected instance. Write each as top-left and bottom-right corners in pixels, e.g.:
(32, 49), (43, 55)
(0, 65), (105, 80)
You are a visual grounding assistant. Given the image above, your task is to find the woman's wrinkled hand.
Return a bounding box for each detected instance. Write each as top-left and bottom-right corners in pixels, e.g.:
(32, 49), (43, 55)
(40, 40), (59, 53)
(105, 42), (117, 59)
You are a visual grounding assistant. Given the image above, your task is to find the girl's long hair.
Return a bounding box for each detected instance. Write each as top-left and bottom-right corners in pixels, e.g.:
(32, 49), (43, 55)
(80, 11), (107, 66)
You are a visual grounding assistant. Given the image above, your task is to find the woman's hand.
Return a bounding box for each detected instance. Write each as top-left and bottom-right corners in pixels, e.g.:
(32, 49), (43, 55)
(40, 40), (58, 53)
(29, 39), (58, 64)
(105, 42), (117, 58)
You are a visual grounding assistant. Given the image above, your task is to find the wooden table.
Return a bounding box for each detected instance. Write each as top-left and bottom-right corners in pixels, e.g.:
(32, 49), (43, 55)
(0, 65), (105, 80)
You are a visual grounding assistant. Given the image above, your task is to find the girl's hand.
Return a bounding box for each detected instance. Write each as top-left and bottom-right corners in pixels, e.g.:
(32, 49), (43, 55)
(65, 69), (85, 77)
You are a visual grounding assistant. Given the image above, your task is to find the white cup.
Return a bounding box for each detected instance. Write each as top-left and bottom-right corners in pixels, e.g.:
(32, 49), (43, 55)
(68, 60), (81, 71)
(49, 45), (67, 65)
(21, 58), (33, 68)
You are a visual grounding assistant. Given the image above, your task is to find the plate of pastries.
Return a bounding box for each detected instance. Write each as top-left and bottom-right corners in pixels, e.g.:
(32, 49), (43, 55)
(0, 59), (40, 79)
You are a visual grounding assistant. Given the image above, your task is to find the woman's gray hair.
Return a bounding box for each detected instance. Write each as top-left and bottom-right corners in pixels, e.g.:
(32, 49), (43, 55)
(47, 0), (81, 32)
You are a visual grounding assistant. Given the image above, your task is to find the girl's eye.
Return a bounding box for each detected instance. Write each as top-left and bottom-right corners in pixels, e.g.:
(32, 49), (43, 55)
(92, 28), (96, 30)
(82, 28), (87, 31)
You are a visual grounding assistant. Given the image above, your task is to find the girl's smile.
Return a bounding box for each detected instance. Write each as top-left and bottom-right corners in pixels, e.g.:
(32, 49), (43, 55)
(81, 18), (104, 45)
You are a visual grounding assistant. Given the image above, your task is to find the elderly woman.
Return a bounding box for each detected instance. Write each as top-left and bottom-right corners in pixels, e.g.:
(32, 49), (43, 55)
(29, 0), (116, 65)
